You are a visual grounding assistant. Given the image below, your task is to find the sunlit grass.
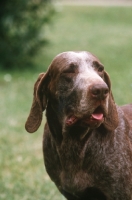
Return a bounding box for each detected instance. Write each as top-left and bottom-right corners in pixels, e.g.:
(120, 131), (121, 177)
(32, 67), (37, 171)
(0, 5), (132, 200)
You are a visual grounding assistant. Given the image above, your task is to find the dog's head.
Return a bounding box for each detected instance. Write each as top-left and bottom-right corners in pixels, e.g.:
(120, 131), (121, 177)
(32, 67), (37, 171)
(25, 51), (118, 133)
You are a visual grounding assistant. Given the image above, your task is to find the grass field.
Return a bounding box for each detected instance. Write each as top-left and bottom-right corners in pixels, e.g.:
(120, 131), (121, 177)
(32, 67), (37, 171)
(0, 5), (132, 200)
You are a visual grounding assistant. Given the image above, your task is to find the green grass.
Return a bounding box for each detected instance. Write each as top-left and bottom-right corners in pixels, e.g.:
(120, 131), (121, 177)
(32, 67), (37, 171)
(0, 5), (132, 200)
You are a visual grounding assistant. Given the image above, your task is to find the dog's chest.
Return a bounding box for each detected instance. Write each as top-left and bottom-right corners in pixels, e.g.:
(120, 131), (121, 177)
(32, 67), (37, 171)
(58, 132), (132, 198)
(60, 168), (92, 194)
(58, 139), (94, 193)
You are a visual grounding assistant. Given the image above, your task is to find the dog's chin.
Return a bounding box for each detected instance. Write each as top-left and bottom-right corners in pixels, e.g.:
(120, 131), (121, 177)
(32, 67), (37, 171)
(66, 115), (104, 129)
(65, 106), (105, 129)
(81, 117), (104, 129)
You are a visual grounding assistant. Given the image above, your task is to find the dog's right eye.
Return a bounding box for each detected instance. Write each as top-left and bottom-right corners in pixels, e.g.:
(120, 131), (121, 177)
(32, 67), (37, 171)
(61, 72), (75, 81)
(63, 63), (78, 74)
(61, 70), (76, 82)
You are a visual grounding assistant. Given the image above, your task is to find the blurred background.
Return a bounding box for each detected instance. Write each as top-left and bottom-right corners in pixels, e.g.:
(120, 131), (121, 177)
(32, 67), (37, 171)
(0, 0), (132, 199)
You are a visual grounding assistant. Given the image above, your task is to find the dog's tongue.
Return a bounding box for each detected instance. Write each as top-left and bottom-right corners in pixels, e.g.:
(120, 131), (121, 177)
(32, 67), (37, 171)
(91, 113), (103, 121)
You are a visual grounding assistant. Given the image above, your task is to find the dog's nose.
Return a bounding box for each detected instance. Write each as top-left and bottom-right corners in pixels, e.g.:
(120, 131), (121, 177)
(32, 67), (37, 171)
(90, 84), (109, 100)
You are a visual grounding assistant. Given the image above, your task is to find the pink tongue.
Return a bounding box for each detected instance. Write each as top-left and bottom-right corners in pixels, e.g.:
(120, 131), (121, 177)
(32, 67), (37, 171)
(92, 113), (103, 120)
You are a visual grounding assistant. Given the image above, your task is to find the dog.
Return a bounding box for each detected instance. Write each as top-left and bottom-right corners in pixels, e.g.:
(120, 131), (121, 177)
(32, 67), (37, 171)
(25, 51), (132, 200)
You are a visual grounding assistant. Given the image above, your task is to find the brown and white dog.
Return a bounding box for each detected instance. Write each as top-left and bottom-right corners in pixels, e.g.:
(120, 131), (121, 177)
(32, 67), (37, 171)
(25, 51), (132, 200)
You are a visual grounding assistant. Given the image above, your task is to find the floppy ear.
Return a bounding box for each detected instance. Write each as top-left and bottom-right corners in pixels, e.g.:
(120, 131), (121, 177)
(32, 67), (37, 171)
(104, 71), (111, 91)
(103, 71), (119, 131)
(25, 73), (48, 133)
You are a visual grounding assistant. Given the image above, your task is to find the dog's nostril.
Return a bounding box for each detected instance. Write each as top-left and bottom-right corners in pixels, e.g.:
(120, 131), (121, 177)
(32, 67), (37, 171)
(90, 84), (109, 100)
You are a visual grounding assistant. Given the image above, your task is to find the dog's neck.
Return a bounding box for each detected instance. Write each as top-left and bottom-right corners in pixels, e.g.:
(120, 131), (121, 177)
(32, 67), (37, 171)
(56, 125), (114, 178)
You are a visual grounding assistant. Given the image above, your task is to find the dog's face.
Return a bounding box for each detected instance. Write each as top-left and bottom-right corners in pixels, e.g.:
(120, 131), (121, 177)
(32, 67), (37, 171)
(25, 51), (118, 133)
(47, 52), (110, 129)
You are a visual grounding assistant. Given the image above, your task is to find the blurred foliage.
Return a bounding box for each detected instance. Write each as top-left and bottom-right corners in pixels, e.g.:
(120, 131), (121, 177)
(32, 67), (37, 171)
(0, 0), (55, 70)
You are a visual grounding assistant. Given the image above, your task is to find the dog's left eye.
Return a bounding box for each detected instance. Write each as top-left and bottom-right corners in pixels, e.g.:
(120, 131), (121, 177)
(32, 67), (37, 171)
(93, 61), (104, 73)
(98, 66), (104, 72)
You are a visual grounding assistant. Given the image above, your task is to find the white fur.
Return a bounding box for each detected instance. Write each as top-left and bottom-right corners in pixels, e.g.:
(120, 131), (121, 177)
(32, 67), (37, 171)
(70, 52), (108, 109)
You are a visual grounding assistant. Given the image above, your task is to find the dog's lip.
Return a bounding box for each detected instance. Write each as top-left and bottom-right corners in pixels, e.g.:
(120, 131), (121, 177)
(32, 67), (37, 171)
(66, 106), (105, 126)
(66, 115), (78, 126)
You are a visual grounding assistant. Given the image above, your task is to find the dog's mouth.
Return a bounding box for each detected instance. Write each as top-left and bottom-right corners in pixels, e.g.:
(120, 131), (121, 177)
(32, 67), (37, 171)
(66, 106), (105, 127)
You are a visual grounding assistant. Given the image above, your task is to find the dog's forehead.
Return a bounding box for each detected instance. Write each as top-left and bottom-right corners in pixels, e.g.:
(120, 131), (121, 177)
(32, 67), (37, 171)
(57, 51), (99, 65)
(60, 51), (94, 61)
(49, 51), (101, 73)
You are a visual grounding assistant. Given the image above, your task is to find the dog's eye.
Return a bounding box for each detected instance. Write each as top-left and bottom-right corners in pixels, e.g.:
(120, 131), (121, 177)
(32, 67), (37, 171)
(63, 63), (78, 74)
(93, 61), (104, 73)
(98, 66), (104, 72)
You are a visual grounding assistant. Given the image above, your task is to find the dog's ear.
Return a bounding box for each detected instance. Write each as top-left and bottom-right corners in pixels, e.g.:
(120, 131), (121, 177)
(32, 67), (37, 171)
(103, 95), (118, 131)
(104, 71), (111, 91)
(25, 73), (48, 133)
(103, 71), (118, 131)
